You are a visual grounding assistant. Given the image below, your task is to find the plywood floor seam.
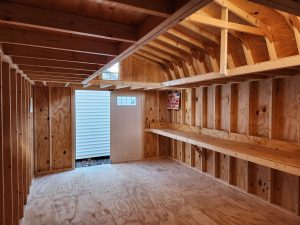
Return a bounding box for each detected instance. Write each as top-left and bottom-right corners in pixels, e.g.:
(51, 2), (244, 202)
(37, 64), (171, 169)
(22, 159), (300, 225)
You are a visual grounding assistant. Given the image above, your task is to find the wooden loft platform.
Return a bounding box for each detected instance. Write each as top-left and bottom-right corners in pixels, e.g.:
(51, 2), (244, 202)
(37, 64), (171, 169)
(146, 123), (300, 177)
(162, 54), (300, 88)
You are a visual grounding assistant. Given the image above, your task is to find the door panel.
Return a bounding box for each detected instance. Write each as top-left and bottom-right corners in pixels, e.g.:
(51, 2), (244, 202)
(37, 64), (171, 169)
(110, 92), (143, 163)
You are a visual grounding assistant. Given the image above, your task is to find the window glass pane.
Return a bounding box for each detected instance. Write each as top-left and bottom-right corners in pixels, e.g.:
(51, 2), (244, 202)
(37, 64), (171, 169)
(102, 63), (119, 80)
(117, 96), (136, 106)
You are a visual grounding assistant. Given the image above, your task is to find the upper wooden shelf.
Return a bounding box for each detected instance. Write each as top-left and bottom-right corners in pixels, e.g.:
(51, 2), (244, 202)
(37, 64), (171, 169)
(146, 126), (300, 176)
(162, 55), (300, 88)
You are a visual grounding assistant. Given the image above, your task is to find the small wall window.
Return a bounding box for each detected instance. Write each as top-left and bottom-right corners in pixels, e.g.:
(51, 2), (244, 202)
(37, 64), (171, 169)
(101, 63), (119, 80)
(117, 96), (136, 106)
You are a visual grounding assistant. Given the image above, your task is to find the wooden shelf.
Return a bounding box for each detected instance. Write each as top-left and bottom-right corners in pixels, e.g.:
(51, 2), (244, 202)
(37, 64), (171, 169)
(146, 127), (300, 176)
(162, 55), (300, 88)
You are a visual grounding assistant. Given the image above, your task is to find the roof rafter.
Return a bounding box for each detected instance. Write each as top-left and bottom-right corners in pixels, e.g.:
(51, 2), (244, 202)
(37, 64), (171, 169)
(187, 14), (266, 37)
(84, 0), (212, 84)
(148, 41), (183, 57)
(0, 1), (138, 43)
(214, 0), (277, 60)
(136, 51), (167, 64)
(142, 46), (174, 61)
(92, 0), (173, 18)
(0, 26), (118, 56)
(11, 56), (101, 71)
(3, 44), (110, 65)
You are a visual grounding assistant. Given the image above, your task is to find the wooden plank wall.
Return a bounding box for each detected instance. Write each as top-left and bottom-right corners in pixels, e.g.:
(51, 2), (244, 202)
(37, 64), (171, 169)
(121, 55), (171, 158)
(34, 86), (72, 175)
(144, 91), (171, 158)
(161, 75), (300, 216)
(0, 59), (34, 225)
(121, 55), (167, 82)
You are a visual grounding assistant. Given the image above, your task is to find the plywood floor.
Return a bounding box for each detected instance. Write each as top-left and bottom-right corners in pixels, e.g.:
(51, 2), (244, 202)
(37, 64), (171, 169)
(22, 158), (300, 225)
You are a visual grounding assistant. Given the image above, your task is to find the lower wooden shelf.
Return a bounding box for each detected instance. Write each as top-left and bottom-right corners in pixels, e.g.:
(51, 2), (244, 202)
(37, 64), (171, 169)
(146, 127), (300, 176)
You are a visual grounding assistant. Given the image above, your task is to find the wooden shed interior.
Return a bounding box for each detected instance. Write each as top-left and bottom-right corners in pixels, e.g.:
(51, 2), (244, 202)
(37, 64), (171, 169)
(1, 0), (300, 224)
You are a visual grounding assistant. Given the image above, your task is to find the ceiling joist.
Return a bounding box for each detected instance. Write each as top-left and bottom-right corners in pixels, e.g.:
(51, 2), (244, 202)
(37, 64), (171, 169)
(92, 0), (174, 18)
(11, 56), (101, 71)
(0, 1), (138, 43)
(84, 0), (212, 84)
(0, 25), (118, 56)
(3, 44), (110, 65)
(187, 14), (266, 37)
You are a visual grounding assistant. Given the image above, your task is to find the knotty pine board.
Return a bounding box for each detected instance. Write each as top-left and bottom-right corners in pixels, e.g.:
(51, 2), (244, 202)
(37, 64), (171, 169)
(34, 86), (50, 173)
(50, 87), (72, 171)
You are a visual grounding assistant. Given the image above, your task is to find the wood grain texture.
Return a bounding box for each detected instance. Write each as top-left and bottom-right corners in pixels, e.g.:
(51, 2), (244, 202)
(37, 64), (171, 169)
(237, 82), (250, 134)
(144, 91), (159, 157)
(2, 61), (13, 225)
(50, 87), (72, 171)
(16, 73), (24, 219)
(207, 86), (215, 129)
(220, 84), (230, 131)
(0, 58), (3, 225)
(21, 159), (300, 225)
(148, 126), (300, 176)
(274, 171), (300, 214)
(10, 68), (19, 224)
(34, 86), (50, 173)
(274, 76), (300, 142)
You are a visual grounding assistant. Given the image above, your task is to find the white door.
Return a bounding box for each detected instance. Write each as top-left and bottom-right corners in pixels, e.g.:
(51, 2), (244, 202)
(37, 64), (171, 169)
(110, 92), (143, 163)
(75, 90), (110, 159)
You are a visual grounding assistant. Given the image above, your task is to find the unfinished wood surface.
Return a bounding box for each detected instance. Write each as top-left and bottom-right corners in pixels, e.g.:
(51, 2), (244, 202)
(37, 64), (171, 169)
(50, 87), (72, 171)
(16, 73), (24, 219)
(0, 58), (3, 225)
(144, 91), (159, 157)
(10, 68), (19, 224)
(2, 61), (13, 225)
(147, 127), (300, 176)
(34, 86), (50, 173)
(21, 159), (300, 225)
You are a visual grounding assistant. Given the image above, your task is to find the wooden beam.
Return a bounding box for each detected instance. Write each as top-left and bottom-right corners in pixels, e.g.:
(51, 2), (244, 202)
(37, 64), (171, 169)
(167, 28), (206, 49)
(2, 61), (13, 225)
(162, 54), (300, 87)
(0, 1), (138, 43)
(83, 0), (212, 84)
(156, 35), (192, 54)
(136, 51), (167, 64)
(16, 73), (23, 219)
(249, 0), (300, 17)
(0, 56), (3, 225)
(19, 65), (92, 75)
(30, 76), (82, 82)
(90, 80), (163, 88)
(0, 25), (118, 56)
(179, 20), (220, 44)
(11, 56), (101, 71)
(3, 44), (109, 65)
(28, 76), (84, 82)
(93, 0), (173, 18)
(26, 73), (88, 79)
(214, 0), (276, 59)
(187, 14), (266, 37)
(142, 46), (173, 61)
(132, 54), (163, 67)
(10, 68), (19, 225)
(148, 41), (183, 57)
(220, 7), (228, 75)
